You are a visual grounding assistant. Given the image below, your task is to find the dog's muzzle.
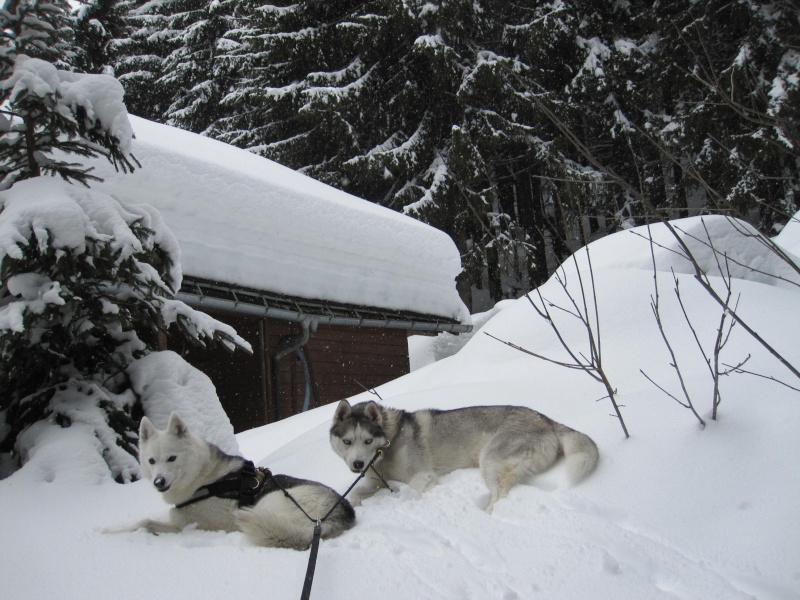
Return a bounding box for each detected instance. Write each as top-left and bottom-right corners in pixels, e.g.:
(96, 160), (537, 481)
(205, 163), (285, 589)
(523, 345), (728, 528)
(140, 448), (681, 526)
(153, 476), (170, 492)
(352, 460), (364, 472)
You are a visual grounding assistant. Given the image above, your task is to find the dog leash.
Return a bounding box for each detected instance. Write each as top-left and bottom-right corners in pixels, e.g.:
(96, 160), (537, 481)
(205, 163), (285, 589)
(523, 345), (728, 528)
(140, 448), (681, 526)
(297, 442), (390, 600)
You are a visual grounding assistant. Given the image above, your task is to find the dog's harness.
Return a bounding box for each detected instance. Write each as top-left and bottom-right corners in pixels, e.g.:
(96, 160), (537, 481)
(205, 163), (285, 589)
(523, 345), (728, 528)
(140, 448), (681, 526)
(173, 445), (389, 600)
(174, 461), (278, 509)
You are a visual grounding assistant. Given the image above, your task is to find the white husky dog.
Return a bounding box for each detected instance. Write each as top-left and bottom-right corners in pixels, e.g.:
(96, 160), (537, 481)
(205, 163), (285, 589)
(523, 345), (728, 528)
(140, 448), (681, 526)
(330, 400), (599, 512)
(114, 412), (355, 549)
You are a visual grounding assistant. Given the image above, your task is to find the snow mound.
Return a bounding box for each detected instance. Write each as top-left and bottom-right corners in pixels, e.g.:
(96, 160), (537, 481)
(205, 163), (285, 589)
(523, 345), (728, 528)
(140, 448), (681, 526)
(409, 299), (516, 369)
(127, 351), (238, 456)
(573, 215), (800, 289)
(15, 421), (113, 486)
(774, 210), (800, 258)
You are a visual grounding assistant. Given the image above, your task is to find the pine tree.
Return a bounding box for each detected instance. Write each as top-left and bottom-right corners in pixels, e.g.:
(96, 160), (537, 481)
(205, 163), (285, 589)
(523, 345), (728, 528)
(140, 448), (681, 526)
(0, 175), (247, 481)
(0, 54), (139, 189)
(160, 0), (237, 133)
(1, 0), (136, 188)
(110, 0), (174, 121)
(0, 7), (249, 480)
(638, 0), (799, 232)
(214, 0), (582, 304)
(109, 0), (237, 130)
(72, 0), (132, 74)
(0, 0), (74, 70)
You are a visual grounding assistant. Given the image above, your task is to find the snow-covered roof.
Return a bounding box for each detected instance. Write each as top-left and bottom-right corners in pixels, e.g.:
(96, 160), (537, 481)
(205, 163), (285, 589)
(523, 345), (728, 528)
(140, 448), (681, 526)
(86, 117), (470, 326)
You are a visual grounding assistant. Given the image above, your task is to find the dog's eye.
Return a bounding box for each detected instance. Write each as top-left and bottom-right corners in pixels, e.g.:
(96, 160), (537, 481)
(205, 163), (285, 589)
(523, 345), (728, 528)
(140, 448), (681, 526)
(342, 439), (352, 446)
(148, 458), (155, 465)
(364, 439), (373, 445)
(167, 455), (177, 462)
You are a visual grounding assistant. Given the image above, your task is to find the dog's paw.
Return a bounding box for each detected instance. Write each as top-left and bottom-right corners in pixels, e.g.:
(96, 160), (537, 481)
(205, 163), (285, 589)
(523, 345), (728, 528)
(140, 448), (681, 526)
(104, 518), (181, 535)
(101, 524), (131, 535)
(409, 471), (438, 495)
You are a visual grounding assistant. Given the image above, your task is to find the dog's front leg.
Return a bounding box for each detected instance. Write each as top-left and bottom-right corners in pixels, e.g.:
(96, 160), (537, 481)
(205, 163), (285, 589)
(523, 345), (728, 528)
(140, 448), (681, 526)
(348, 474), (388, 506)
(408, 471), (438, 497)
(104, 518), (183, 536)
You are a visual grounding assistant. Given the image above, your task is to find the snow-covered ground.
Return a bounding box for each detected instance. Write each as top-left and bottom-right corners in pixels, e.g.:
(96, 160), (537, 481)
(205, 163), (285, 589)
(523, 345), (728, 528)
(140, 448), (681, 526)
(1, 214), (799, 599)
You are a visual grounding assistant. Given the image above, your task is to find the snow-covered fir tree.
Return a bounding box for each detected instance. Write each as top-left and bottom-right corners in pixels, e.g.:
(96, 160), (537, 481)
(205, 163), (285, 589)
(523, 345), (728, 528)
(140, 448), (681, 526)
(214, 0), (582, 306)
(0, 54), (139, 189)
(72, 0), (132, 75)
(642, 0), (799, 233)
(0, 22), (250, 481)
(159, 0), (237, 133)
(109, 0), (176, 121)
(109, 0), (237, 132)
(0, 0), (74, 70)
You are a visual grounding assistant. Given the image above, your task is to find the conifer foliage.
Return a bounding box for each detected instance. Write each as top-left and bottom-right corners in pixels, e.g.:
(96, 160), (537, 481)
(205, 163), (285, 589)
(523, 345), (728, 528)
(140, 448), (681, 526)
(72, 0), (132, 75)
(107, 0), (799, 307)
(0, 0), (249, 481)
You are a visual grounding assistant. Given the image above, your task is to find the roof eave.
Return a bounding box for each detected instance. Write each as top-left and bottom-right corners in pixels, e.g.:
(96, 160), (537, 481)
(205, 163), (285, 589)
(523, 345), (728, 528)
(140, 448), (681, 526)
(177, 276), (472, 334)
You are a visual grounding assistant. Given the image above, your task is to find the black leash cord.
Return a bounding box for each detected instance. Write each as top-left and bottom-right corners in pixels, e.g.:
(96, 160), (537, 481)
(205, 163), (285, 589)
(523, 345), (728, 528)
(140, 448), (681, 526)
(320, 443), (388, 522)
(300, 521), (322, 600)
(295, 442), (389, 600)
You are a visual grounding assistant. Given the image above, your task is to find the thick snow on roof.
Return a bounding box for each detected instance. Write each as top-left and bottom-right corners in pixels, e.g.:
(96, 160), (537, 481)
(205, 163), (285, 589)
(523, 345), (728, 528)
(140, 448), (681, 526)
(87, 117), (469, 323)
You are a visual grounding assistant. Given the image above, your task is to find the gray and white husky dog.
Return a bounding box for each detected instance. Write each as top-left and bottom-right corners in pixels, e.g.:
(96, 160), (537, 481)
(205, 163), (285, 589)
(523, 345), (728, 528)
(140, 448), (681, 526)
(330, 400), (599, 512)
(112, 412), (355, 550)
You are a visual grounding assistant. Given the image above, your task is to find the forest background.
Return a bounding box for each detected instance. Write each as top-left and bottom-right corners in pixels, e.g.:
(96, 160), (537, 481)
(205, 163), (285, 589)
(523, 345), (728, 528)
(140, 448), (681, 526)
(4, 0), (799, 311)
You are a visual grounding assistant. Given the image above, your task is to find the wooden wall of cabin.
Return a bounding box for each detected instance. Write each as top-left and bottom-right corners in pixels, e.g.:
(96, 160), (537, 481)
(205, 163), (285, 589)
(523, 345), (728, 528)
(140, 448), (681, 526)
(167, 309), (410, 432)
(268, 321), (410, 423)
(166, 311), (268, 433)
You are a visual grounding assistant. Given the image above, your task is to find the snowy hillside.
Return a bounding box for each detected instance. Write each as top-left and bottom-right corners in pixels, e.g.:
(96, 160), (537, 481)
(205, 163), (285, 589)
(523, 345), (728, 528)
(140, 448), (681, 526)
(1, 214), (798, 600)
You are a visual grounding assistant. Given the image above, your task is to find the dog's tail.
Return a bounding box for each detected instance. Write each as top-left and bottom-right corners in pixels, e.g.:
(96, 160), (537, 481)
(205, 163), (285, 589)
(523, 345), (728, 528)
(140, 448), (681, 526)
(556, 424), (599, 484)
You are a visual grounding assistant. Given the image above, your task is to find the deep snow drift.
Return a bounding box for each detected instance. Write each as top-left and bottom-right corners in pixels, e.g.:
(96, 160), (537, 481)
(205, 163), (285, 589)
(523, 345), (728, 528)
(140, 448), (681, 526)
(1, 214), (798, 600)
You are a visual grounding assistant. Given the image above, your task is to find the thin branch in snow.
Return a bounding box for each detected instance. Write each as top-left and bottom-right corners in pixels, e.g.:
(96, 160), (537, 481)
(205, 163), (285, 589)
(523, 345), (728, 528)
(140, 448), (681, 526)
(642, 225), (706, 428)
(721, 362), (800, 394)
(488, 243), (630, 439)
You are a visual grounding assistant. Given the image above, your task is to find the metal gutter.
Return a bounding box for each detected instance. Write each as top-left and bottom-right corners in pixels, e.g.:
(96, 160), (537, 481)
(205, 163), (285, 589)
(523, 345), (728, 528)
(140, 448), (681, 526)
(176, 277), (472, 334)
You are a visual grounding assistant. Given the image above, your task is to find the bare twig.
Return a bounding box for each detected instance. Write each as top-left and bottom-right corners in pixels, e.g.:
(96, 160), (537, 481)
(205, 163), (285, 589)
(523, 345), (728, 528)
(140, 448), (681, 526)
(489, 244), (630, 438)
(640, 370), (689, 408)
(484, 332), (591, 371)
(353, 379), (385, 402)
(642, 225), (706, 427)
(721, 363), (800, 394)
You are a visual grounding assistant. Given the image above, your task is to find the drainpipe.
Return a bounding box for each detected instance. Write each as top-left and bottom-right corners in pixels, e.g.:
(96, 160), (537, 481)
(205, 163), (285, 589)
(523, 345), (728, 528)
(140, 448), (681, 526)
(272, 317), (314, 420)
(294, 347), (312, 412)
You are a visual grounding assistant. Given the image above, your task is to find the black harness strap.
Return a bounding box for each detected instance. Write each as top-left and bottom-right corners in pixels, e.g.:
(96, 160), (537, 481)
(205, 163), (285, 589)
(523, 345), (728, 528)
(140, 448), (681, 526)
(174, 461), (271, 509)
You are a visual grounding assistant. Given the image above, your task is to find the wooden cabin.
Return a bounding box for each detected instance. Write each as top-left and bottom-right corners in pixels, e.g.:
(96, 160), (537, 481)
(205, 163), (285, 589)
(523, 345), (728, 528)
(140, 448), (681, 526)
(90, 116), (472, 432)
(170, 277), (468, 432)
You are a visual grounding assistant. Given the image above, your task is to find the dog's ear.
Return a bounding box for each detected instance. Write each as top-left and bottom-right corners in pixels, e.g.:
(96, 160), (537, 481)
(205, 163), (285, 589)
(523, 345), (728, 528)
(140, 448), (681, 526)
(333, 400), (352, 424)
(167, 412), (189, 438)
(364, 401), (383, 426)
(139, 416), (156, 442)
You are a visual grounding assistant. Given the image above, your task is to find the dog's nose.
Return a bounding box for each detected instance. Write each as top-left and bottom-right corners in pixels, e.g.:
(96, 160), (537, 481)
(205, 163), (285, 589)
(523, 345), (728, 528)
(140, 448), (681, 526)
(352, 460), (364, 471)
(153, 476), (167, 490)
